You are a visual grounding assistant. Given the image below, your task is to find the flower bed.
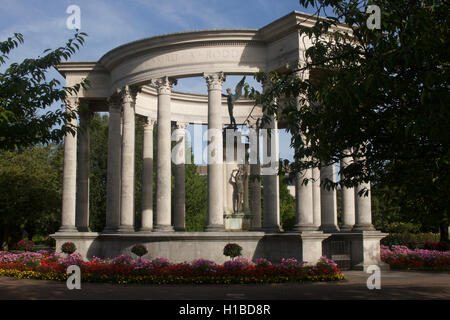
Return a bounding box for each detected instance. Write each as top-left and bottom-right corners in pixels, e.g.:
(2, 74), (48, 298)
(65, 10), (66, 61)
(0, 251), (344, 285)
(380, 245), (450, 271)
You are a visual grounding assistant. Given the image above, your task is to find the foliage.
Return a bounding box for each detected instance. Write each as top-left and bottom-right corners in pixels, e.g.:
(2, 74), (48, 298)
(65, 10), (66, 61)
(423, 241), (450, 251)
(381, 232), (440, 248)
(0, 145), (62, 250)
(279, 174), (296, 231)
(131, 244), (148, 258)
(0, 32), (88, 150)
(246, 0), (450, 240)
(61, 242), (76, 254)
(0, 251), (345, 284)
(223, 243), (243, 259)
(184, 164), (207, 231)
(88, 114), (109, 231)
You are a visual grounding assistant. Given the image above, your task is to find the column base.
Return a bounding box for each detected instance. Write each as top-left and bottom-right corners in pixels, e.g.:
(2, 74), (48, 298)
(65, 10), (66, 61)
(320, 224), (340, 233)
(102, 226), (119, 234)
(292, 224), (318, 232)
(138, 227), (153, 233)
(116, 226), (136, 233)
(261, 225), (283, 233)
(77, 226), (91, 232)
(174, 227), (186, 232)
(339, 225), (354, 232)
(204, 224), (225, 232)
(58, 226), (78, 232)
(352, 224), (376, 231)
(153, 225), (174, 232)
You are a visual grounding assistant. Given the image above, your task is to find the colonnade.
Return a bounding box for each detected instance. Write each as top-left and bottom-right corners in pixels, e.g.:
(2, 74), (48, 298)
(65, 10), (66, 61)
(58, 73), (375, 234)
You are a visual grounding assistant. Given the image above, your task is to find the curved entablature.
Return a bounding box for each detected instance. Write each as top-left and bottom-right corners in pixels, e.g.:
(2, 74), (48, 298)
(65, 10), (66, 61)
(55, 10), (353, 125)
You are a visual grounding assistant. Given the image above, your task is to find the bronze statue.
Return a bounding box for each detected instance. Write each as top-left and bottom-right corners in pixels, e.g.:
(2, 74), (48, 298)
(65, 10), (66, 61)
(223, 76), (246, 129)
(230, 165), (247, 213)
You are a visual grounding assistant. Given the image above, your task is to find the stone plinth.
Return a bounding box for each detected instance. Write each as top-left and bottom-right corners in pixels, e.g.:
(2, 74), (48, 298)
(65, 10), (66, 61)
(224, 213), (252, 231)
(324, 231), (389, 271)
(51, 231), (331, 265)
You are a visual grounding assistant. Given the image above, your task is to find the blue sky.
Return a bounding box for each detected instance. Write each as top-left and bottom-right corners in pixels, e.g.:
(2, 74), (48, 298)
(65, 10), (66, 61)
(0, 0), (322, 162)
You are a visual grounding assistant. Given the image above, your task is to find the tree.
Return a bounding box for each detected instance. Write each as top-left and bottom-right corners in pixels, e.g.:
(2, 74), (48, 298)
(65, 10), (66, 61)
(0, 32), (88, 150)
(0, 145), (62, 249)
(279, 175), (296, 231)
(184, 163), (208, 231)
(247, 0), (449, 241)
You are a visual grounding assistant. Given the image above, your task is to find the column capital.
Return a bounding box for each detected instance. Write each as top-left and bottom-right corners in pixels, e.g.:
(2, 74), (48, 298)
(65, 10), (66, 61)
(108, 90), (123, 113)
(153, 76), (177, 95)
(64, 96), (79, 112)
(122, 85), (140, 104)
(144, 117), (156, 129)
(204, 72), (225, 91)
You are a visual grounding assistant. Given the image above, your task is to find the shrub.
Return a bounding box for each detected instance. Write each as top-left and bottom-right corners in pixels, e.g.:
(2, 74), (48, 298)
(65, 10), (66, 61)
(381, 233), (440, 248)
(58, 252), (84, 267)
(254, 257), (272, 267)
(61, 242), (76, 254)
(16, 240), (34, 252)
(150, 257), (171, 268)
(423, 241), (450, 251)
(223, 257), (255, 270)
(131, 244), (148, 257)
(223, 243), (242, 259)
(191, 259), (218, 273)
(381, 245), (450, 271)
(280, 258), (305, 269)
(111, 254), (134, 265)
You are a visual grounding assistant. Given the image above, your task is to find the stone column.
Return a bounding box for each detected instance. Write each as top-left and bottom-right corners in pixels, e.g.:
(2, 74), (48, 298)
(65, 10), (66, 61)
(140, 117), (155, 232)
(118, 85), (139, 233)
(154, 77), (176, 232)
(261, 115), (282, 232)
(249, 123), (261, 230)
(173, 121), (188, 231)
(293, 167), (316, 231)
(76, 107), (91, 232)
(204, 72), (225, 231)
(312, 166), (321, 228)
(340, 152), (356, 231)
(320, 164), (340, 232)
(59, 96), (79, 232)
(104, 92), (122, 232)
(353, 182), (375, 231)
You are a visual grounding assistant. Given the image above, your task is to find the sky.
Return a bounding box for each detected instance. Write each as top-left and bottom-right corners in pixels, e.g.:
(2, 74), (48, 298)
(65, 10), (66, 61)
(0, 0), (323, 163)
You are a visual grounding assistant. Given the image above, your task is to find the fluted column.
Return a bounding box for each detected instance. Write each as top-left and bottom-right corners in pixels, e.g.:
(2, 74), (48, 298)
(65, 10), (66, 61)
(76, 106), (91, 232)
(154, 77), (176, 232)
(204, 72), (225, 231)
(140, 117), (155, 232)
(353, 182), (375, 231)
(59, 96), (79, 232)
(340, 151), (356, 231)
(104, 92), (122, 233)
(118, 85), (139, 233)
(249, 122), (261, 230)
(173, 121), (188, 231)
(320, 164), (340, 232)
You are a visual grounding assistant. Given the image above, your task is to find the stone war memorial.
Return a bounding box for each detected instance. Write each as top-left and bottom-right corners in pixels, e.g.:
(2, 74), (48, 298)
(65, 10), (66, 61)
(52, 11), (387, 271)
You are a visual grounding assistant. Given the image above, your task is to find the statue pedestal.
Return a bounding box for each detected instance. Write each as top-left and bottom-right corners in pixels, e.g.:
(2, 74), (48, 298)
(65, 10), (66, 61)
(224, 212), (252, 231)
